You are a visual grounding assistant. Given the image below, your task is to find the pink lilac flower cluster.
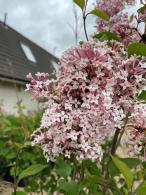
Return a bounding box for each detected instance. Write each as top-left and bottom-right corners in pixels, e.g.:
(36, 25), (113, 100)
(121, 104), (146, 159)
(96, 14), (141, 47)
(96, 0), (141, 47)
(96, 0), (134, 17)
(26, 41), (146, 162)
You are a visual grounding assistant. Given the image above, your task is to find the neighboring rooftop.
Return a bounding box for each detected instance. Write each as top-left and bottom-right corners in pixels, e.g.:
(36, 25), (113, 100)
(0, 21), (58, 83)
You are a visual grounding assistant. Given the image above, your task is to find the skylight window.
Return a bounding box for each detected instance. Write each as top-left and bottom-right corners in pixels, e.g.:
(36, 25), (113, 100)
(52, 60), (58, 71)
(20, 42), (37, 63)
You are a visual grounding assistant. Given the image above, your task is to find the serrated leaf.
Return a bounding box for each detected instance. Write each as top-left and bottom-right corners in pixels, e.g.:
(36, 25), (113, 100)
(55, 158), (72, 177)
(138, 90), (146, 101)
(112, 156), (133, 189)
(138, 5), (146, 14)
(128, 43), (146, 57)
(73, 0), (85, 10)
(90, 9), (110, 21)
(93, 32), (120, 42)
(18, 164), (47, 183)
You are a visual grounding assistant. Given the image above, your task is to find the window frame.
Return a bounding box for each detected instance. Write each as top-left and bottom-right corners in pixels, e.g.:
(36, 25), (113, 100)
(20, 42), (37, 63)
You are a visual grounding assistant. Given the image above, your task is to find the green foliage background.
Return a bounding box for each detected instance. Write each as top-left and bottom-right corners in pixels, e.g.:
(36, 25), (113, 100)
(0, 112), (146, 195)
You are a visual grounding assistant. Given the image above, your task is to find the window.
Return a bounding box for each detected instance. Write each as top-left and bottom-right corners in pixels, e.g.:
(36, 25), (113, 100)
(20, 42), (37, 63)
(52, 60), (58, 71)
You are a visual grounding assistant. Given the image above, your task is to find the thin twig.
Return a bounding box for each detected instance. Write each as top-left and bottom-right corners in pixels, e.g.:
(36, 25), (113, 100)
(82, 0), (89, 41)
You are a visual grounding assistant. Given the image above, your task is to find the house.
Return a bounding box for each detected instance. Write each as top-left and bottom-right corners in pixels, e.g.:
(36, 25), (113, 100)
(0, 21), (58, 114)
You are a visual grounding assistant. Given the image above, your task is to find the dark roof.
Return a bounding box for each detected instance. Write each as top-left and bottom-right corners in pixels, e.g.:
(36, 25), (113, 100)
(0, 21), (58, 83)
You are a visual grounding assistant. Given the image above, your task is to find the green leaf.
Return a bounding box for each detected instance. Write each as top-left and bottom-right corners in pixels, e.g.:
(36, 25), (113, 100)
(137, 181), (146, 195)
(55, 158), (72, 177)
(138, 5), (146, 14)
(108, 161), (120, 177)
(128, 43), (146, 57)
(82, 159), (100, 176)
(85, 171), (122, 194)
(18, 164), (47, 183)
(93, 32), (120, 42)
(138, 90), (146, 101)
(85, 171), (106, 186)
(14, 142), (24, 149)
(135, 170), (144, 180)
(109, 158), (141, 177)
(58, 179), (81, 195)
(142, 161), (146, 169)
(121, 158), (142, 169)
(129, 14), (135, 23)
(79, 41), (84, 46)
(112, 156), (133, 189)
(73, 0), (85, 10)
(6, 151), (16, 160)
(89, 9), (110, 21)
(11, 192), (28, 195)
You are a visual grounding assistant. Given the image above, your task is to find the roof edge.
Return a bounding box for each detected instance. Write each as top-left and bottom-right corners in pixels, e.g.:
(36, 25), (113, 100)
(0, 74), (28, 85)
(0, 20), (59, 62)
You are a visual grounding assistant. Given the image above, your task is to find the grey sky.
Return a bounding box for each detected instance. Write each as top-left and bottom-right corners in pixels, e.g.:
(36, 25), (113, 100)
(0, 0), (142, 57)
(0, 0), (95, 57)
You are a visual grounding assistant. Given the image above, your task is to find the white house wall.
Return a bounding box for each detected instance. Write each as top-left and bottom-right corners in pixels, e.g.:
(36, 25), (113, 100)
(0, 81), (38, 114)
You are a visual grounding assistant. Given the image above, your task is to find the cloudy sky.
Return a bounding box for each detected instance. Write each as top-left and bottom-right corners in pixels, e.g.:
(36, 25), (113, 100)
(0, 0), (95, 57)
(0, 0), (142, 57)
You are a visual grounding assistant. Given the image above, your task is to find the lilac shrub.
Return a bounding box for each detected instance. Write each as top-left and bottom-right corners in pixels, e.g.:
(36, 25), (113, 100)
(26, 40), (146, 162)
(25, 0), (146, 193)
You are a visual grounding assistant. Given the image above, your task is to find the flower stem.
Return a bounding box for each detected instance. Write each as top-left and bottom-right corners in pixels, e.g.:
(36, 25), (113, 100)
(102, 128), (121, 194)
(102, 114), (129, 194)
(111, 128), (121, 155)
(13, 149), (20, 195)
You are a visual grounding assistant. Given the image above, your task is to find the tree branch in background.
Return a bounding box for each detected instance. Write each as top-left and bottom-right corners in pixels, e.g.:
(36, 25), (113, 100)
(68, 2), (82, 45)
(73, 3), (80, 44)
